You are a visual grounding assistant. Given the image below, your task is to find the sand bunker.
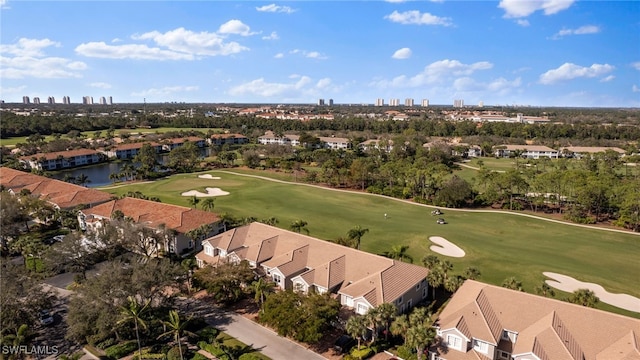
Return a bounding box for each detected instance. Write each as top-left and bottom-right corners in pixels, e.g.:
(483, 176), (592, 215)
(543, 272), (640, 313)
(181, 187), (229, 197)
(198, 174), (221, 180)
(428, 236), (465, 258)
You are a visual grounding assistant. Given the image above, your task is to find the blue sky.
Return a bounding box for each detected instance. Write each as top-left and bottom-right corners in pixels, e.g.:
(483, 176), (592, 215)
(1, 1), (639, 107)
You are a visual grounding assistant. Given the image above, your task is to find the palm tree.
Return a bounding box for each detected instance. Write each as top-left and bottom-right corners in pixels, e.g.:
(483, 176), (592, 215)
(75, 173), (90, 187)
(365, 307), (382, 344)
(375, 303), (397, 341)
(421, 255), (441, 270)
(187, 195), (200, 209)
(534, 281), (555, 297)
(201, 198), (215, 212)
(568, 289), (599, 307)
(439, 260), (454, 280)
(427, 267), (444, 300)
(109, 172), (120, 184)
(347, 225), (369, 250)
(445, 276), (464, 293)
(252, 277), (274, 311)
(463, 266), (481, 280)
(0, 323), (31, 349)
(406, 323), (436, 360)
(289, 219), (309, 234)
(382, 245), (414, 263)
(117, 296), (150, 360)
(260, 217), (279, 226)
(390, 314), (410, 344)
(345, 315), (368, 350)
(501, 276), (523, 291)
(157, 310), (196, 360)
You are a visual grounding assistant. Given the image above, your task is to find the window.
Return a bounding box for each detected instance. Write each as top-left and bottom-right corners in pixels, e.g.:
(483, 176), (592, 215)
(473, 340), (488, 354)
(447, 335), (462, 351)
(498, 350), (510, 359)
(294, 282), (304, 292)
(397, 296), (403, 304)
(272, 274), (281, 283)
(205, 246), (213, 256)
(422, 287), (428, 299)
(188, 239), (194, 249)
(502, 330), (509, 340)
(416, 283), (421, 290)
(407, 299), (413, 309)
(357, 303), (369, 314)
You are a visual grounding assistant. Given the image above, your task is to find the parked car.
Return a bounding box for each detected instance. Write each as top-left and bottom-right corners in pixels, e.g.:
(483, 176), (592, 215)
(39, 310), (54, 326)
(334, 335), (356, 354)
(431, 209), (442, 215)
(436, 218), (447, 225)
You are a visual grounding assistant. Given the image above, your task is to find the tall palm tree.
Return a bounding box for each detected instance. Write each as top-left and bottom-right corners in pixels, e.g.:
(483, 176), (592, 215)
(260, 217), (279, 226)
(439, 260), (453, 280)
(534, 281), (555, 297)
(427, 268), (444, 300)
(463, 266), (481, 280)
(289, 219), (309, 234)
(347, 225), (369, 250)
(390, 314), (410, 345)
(109, 172), (120, 184)
(187, 195), (200, 209)
(375, 303), (397, 341)
(75, 173), (90, 187)
(157, 310), (195, 360)
(345, 315), (368, 351)
(252, 277), (274, 311)
(200, 198), (215, 212)
(365, 307), (382, 344)
(382, 245), (414, 263)
(501, 276), (523, 291)
(421, 255), (441, 270)
(568, 289), (599, 307)
(406, 324), (436, 360)
(445, 276), (464, 293)
(117, 296), (150, 360)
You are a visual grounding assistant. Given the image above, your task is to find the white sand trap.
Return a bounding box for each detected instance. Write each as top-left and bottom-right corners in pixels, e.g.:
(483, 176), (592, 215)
(181, 187), (229, 197)
(543, 272), (640, 313)
(429, 236), (465, 258)
(198, 174), (221, 180)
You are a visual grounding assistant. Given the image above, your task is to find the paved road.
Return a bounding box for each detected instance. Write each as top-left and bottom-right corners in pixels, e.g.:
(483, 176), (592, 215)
(177, 297), (327, 360)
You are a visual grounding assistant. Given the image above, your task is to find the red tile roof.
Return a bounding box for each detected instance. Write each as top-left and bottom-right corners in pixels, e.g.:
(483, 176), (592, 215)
(19, 148), (101, 161)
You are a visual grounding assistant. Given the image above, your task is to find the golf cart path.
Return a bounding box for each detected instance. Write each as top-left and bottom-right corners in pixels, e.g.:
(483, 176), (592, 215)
(213, 170), (640, 237)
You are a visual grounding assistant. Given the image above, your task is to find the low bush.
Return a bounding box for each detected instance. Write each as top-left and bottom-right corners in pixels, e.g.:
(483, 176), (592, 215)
(104, 341), (137, 359)
(396, 345), (417, 360)
(238, 353), (271, 360)
(349, 346), (374, 360)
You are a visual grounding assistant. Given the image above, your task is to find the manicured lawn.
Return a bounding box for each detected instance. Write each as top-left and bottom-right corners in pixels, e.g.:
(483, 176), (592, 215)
(100, 170), (640, 318)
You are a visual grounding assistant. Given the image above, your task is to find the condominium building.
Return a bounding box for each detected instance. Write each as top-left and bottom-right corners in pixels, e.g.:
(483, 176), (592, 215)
(83, 96), (93, 105)
(389, 98), (400, 106)
(421, 99), (430, 107)
(47, 96), (55, 104)
(99, 96), (107, 105)
(328, 98), (334, 106)
(108, 96), (113, 105)
(33, 97), (41, 104)
(317, 98), (325, 106)
(405, 98), (414, 107)
(63, 96), (71, 104)
(375, 98), (385, 106)
(22, 96), (30, 104)
(454, 99), (464, 108)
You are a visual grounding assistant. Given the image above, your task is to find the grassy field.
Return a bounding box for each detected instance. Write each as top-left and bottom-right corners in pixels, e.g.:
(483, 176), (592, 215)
(99, 169), (640, 317)
(0, 127), (223, 147)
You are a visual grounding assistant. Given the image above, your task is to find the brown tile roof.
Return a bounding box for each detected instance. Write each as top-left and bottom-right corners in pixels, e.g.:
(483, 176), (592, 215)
(499, 144), (557, 152)
(210, 133), (247, 139)
(561, 146), (626, 154)
(435, 280), (640, 360)
(197, 222), (429, 306)
(84, 197), (219, 233)
(110, 142), (162, 151)
(19, 148), (101, 161)
(0, 167), (113, 208)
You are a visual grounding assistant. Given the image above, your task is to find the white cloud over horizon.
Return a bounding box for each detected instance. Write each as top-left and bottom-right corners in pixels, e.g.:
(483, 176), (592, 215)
(551, 25), (600, 39)
(90, 82), (112, 89)
(256, 4), (295, 14)
(499, 0), (575, 18)
(218, 20), (258, 36)
(392, 48), (412, 59)
(385, 10), (453, 26)
(1, 37), (87, 79)
(370, 59), (494, 88)
(539, 63), (614, 84)
(131, 85), (199, 98)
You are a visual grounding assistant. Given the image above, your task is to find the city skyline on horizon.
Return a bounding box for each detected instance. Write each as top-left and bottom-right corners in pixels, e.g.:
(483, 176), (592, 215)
(1, 1), (639, 107)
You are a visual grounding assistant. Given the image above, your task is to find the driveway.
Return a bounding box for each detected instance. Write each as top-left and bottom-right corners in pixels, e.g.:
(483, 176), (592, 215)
(177, 297), (327, 360)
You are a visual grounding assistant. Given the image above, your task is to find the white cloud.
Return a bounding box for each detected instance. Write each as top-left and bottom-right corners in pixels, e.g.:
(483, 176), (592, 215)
(385, 10), (453, 26)
(90, 82), (112, 89)
(229, 76), (312, 97)
(289, 49), (327, 59)
(539, 63), (614, 84)
(632, 62), (640, 70)
(453, 77), (521, 93)
(274, 53), (284, 58)
(552, 25), (600, 39)
(131, 85), (199, 97)
(217, 20), (257, 36)
(256, 4), (295, 13)
(0, 38), (60, 57)
(633, 85), (640, 93)
(516, 19), (530, 27)
(79, 27), (249, 60)
(600, 75), (615, 82)
(316, 78), (332, 89)
(76, 42), (195, 60)
(0, 85), (27, 96)
(499, 0), (574, 18)
(0, 38), (86, 79)
(262, 32), (279, 40)
(370, 59), (493, 88)
(392, 48), (412, 59)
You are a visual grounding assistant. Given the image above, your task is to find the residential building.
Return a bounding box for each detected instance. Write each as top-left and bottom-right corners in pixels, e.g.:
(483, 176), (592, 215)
(454, 99), (464, 108)
(318, 99), (325, 106)
(328, 99), (334, 106)
(257, 131), (300, 146)
(422, 99), (430, 107)
(80, 197), (222, 255)
(209, 133), (249, 146)
(162, 137), (206, 151)
(0, 168), (113, 210)
(108, 96), (113, 105)
(22, 96), (30, 104)
(494, 145), (559, 159)
(101, 142), (163, 159)
(405, 98), (414, 107)
(478, 101), (484, 108)
(559, 146), (626, 159)
(319, 136), (351, 150)
(19, 149), (107, 171)
(48, 96), (55, 104)
(33, 97), (41, 105)
(375, 98), (385, 107)
(389, 98), (400, 106)
(195, 222), (430, 314)
(431, 280), (640, 360)
(99, 96), (107, 105)
(83, 96), (93, 105)
(359, 139), (394, 153)
(63, 96), (71, 104)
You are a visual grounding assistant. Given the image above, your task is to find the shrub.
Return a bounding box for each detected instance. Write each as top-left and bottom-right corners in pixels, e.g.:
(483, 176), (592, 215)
(396, 345), (417, 360)
(167, 346), (185, 360)
(350, 346), (374, 360)
(190, 354), (209, 360)
(198, 327), (220, 343)
(95, 338), (116, 350)
(104, 341), (137, 359)
(238, 353), (271, 360)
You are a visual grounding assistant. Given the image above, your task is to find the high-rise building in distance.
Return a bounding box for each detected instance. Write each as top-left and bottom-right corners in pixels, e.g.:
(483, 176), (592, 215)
(375, 98), (385, 106)
(405, 98), (414, 107)
(421, 99), (429, 107)
(453, 99), (464, 108)
(328, 99), (333, 106)
(99, 96), (107, 105)
(22, 96), (30, 104)
(478, 101), (484, 108)
(389, 98), (400, 106)
(317, 98), (325, 106)
(63, 96), (71, 104)
(108, 96), (113, 105)
(33, 97), (41, 104)
(48, 96), (55, 104)
(83, 96), (93, 105)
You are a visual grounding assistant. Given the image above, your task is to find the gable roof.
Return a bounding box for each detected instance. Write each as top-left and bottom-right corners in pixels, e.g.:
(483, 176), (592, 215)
(435, 280), (640, 360)
(0, 167), (113, 209)
(83, 197), (219, 233)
